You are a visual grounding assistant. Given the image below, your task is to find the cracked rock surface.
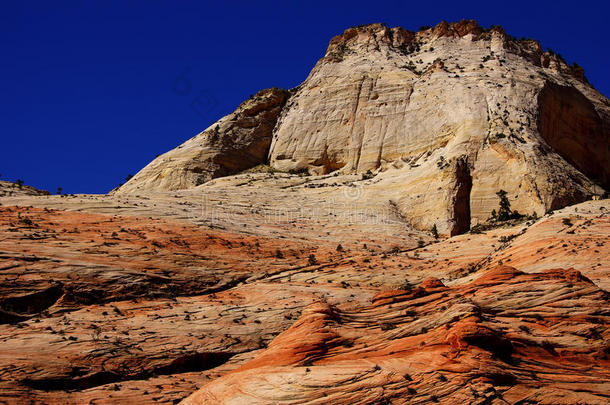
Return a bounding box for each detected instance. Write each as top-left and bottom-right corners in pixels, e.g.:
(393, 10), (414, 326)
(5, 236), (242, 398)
(0, 178), (608, 404)
(119, 21), (608, 235)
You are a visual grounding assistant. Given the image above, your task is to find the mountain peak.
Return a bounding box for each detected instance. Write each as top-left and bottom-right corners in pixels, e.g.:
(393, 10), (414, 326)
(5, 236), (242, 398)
(117, 21), (608, 236)
(324, 20), (586, 82)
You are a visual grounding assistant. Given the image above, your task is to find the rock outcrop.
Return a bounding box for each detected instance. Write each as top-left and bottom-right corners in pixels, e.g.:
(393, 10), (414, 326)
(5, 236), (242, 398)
(2, 19), (610, 405)
(182, 266), (610, 404)
(117, 20), (609, 236)
(116, 88), (289, 194)
(268, 21), (609, 234)
(0, 181), (49, 197)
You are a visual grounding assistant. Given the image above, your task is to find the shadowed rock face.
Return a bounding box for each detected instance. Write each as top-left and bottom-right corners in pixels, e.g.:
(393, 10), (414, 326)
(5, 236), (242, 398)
(538, 81), (610, 190)
(451, 157), (472, 236)
(115, 88), (289, 194)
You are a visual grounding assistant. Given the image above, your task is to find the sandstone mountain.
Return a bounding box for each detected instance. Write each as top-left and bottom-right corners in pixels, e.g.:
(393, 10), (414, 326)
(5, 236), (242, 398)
(1, 20), (609, 405)
(117, 20), (609, 236)
(116, 88), (289, 194)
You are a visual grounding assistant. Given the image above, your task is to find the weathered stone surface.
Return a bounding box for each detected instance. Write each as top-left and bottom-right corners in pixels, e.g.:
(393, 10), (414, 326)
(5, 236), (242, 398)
(0, 183), (608, 404)
(182, 266), (610, 405)
(118, 21), (609, 235)
(115, 88), (289, 194)
(268, 21), (610, 234)
(0, 180), (49, 197)
(1, 19), (609, 405)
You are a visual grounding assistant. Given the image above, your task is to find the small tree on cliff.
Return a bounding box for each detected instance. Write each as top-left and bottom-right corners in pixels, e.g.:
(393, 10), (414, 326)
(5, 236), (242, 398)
(496, 190), (512, 221)
(431, 224), (439, 239)
(492, 190), (523, 222)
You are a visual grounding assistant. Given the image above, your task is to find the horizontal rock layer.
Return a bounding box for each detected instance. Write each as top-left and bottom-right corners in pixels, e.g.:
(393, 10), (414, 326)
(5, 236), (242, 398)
(0, 185), (608, 404)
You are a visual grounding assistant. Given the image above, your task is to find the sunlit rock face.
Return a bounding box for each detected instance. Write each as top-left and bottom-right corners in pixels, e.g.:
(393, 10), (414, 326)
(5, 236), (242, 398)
(118, 20), (609, 235)
(268, 21), (609, 234)
(2, 19), (610, 405)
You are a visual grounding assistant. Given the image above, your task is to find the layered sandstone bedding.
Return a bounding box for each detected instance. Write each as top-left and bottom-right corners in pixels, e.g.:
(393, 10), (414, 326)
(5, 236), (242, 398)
(0, 186), (608, 404)
(1, 19), (609, 405)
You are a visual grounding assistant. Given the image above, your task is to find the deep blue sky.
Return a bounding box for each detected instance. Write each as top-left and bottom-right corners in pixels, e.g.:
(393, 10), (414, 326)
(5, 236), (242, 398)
(2, 1), (608, 194)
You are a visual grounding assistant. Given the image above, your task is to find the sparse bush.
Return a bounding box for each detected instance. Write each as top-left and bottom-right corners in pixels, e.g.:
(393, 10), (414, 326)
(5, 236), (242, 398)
(499, 234), (517, 243)
(308, 254), (317, 265)
(436, 156), (449, 169)
(195, 175), (207, 186)
(20, 217), (33, 226)
(361, 170), (374, 180)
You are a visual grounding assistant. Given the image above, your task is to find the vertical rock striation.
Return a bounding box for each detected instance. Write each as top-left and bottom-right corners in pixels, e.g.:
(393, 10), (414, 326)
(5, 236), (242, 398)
(118, 20), (609, 235)
(267, 21), (609, 233)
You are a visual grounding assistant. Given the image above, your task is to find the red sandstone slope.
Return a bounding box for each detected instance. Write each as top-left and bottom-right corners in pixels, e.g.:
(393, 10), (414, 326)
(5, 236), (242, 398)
(1, 17), (610, 405)
(0, 200), (608, 404)
(183, 267), (610, 404)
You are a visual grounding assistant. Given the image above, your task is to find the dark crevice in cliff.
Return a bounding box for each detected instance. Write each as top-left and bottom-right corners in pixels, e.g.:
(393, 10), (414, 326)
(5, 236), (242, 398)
(451, 157), (472, 236)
